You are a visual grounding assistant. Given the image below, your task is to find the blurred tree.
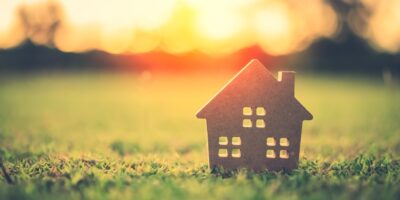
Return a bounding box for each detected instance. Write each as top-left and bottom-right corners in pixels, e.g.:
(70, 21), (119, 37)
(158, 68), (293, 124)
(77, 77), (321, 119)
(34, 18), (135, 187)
(16, 1), (63, 47)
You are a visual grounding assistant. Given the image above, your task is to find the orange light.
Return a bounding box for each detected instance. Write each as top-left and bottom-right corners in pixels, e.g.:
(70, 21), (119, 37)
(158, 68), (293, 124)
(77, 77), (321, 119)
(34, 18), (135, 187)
(0, 0), (339, 56)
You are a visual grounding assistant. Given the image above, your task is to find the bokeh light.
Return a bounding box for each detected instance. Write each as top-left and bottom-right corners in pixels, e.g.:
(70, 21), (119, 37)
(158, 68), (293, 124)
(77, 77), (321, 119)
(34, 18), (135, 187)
(349, 0), (400, 53)
(3, 0), (397, 56)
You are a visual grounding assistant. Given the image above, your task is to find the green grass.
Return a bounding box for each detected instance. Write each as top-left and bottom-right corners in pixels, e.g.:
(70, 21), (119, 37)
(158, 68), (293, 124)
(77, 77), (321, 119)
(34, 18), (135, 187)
(0, 72), (399, 199)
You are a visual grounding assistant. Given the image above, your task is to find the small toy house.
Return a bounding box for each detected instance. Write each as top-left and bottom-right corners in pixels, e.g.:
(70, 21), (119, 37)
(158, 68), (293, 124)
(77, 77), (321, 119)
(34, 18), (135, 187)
(196, 59), (312, 171)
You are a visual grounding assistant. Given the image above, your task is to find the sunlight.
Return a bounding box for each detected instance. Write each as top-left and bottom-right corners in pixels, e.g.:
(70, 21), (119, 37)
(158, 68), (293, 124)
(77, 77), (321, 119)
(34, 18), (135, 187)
(254, 4), (292, 55)
(129, 31), (160, 53)
(255, 6), (290, 40)
(62, 0), (177, 31)
(54, 24), (102, 52)
(360, 0), (400, 52)
(101, 28), (134, 54)
(0, 0), (339, 56)
(0, 0), (29, 48)
(196, 10), (243, 40)
(158, 3), (197, 54)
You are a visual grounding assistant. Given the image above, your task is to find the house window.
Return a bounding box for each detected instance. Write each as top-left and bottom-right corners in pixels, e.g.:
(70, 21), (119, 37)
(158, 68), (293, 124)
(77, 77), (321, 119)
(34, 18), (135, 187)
(266, 149), (276, 158)
(232, 149), (241, 158)
(256, 107), (266, 116)
(232, 137), (241, 145)
(266, 137), (276, 146)
(256, 119), (265, 128)
(218, 136), (242, 158)
(219, 137), (228, 145)
(242, 106), (266, 128)
(279, 150), (289, 159)
(218, 149), (228, 157)
(242, 119), (252, 128)
(243, 107), (252, 116)
(280, 138), (289, 147)
(265, 137), (290, 159)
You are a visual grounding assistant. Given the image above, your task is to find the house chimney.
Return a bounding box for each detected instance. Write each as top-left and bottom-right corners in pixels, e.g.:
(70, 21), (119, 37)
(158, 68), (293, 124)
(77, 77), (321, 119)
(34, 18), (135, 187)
(278, 71), (295, 96)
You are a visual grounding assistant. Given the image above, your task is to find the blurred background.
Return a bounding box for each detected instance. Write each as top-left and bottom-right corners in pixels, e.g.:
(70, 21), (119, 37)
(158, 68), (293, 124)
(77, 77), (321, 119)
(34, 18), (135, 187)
(0, 0), (399, 75)
(0, 0), (400, 160)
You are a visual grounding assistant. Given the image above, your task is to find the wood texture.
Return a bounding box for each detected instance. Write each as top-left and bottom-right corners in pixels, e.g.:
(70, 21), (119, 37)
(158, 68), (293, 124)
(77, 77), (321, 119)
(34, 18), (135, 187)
(197, 59), (313, 172)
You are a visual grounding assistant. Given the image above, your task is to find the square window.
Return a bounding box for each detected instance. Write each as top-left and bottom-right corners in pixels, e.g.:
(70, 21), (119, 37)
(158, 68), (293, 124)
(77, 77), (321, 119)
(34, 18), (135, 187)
(243, 119), (252, 128)
(232, 149), (241, 158)
(256, 107), (266, 116)
(279, 150), (289, 159)
(218, 149), (228, 157)
(256, 119), (265, 128)
(218, 137), (228, 145)
(243, 107), (252, 116)
(232, 137), (241, 145)
(266, 137), (276, 146)
(280, 138), (289, 147)
(266, 149), (276, 158)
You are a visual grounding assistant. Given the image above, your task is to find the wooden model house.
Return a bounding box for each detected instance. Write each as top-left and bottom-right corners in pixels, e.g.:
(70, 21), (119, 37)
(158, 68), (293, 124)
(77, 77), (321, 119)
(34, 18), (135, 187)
(196, 59), (312, 171)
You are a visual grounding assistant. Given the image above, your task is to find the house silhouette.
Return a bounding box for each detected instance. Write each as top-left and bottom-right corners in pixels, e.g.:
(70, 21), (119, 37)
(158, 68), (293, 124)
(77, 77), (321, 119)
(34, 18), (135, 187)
(197, 59), (313, 171)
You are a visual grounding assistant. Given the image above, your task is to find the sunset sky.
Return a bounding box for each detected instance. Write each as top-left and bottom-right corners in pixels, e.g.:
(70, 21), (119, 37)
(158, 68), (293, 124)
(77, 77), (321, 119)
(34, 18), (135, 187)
(0, 0), (399, 55)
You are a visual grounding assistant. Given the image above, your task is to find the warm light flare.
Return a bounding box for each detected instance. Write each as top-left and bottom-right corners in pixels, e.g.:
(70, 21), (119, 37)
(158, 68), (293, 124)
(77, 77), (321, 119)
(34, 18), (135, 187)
(61, 0), (177, 31)
(351, 0), (400, 53)
(197, 11), (243, 40)
(254, 4), (292, 55)
(0, 0), (341, 56)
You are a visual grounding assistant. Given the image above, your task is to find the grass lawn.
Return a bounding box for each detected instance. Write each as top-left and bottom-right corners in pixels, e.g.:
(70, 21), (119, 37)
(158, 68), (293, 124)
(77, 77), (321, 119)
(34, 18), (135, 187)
(0, 72), (399, 199)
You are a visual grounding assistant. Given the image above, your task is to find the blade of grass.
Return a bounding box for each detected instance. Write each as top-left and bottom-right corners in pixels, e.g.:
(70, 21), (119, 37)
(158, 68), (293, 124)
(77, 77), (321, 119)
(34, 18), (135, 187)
(0, 158), (13, 184)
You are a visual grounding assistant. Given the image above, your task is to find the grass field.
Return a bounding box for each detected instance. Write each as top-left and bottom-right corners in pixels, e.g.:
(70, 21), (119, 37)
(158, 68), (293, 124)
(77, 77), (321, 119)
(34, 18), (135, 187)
(0, 72), (399, 199)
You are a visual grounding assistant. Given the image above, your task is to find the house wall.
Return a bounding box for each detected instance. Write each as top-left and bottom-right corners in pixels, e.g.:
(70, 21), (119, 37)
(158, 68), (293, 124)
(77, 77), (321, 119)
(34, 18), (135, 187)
(205, 99), (305, 171)
(200, 63), (308, 171)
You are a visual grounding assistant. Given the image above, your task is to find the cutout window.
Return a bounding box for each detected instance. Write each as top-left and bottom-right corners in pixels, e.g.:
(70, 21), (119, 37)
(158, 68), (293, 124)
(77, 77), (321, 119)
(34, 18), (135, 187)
(232, 137), (241, 145)
(232, 149), (241, 158)
(266, 137), (276, 146)
(256, 107), (266, 116)
(280, 138), (290, 147)
(256, 119), (265, 128)
(218, 149), (228, 157)
(242, 106), (266, 129)
(218, 137), (242, 158)
(243, 107), (252, 116)
(243, 119), (252, 128)
(279, 150), (289, 159)
(266, 149), (276, 158)
(218, 137), (228, 145)
(265, 137), (290, 159)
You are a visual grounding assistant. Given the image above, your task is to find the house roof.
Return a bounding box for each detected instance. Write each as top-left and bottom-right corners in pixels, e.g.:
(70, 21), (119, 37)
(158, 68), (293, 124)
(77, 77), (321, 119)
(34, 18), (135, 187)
(196, 59), (313, 120)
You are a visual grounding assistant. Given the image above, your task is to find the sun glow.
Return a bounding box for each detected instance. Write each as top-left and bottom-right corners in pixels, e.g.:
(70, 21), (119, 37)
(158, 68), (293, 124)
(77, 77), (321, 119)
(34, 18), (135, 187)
(197, 11), (243, 40)
(254, 3), (292, 55)
(0, 0), (340, 55)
